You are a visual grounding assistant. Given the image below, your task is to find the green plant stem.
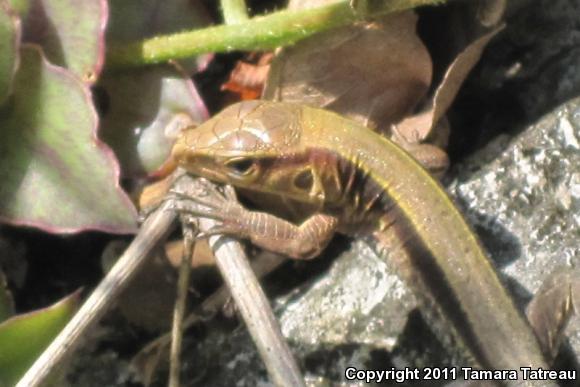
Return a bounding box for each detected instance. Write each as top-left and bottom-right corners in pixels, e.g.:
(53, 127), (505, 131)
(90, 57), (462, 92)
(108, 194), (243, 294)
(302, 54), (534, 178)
(221, 0), (249, 24)
(106, 0), (445, 69)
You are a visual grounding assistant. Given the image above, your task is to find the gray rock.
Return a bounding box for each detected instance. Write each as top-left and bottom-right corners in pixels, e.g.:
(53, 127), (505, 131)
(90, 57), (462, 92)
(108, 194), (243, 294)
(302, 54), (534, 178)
(278, 241), (411, 351)
(448, 96), (580, 363)
(449, 98), (580, 296)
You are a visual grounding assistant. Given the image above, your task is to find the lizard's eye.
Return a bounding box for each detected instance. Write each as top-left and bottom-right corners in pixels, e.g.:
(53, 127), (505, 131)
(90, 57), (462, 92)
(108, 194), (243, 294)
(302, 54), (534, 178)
(293, 168), (314, 192)
(225, 158), (258, 178)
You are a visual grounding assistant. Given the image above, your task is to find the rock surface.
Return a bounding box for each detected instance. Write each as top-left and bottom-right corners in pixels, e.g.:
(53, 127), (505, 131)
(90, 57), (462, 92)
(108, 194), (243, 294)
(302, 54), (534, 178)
(449, 97), (580, 370)
(449, 100), (580, 298)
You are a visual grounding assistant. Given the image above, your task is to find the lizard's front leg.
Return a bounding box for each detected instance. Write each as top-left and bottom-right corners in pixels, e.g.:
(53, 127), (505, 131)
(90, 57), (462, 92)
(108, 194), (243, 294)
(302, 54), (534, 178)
(170, 185), (339, 260)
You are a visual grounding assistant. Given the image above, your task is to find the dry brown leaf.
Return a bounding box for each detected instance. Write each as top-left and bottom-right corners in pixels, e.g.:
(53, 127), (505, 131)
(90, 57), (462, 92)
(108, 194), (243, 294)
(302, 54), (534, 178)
(256, 1), (502, 175)
(263, 11), (432, 132)
(394, 26), (503, 145)
(221, 53), (273, 100)
(526, 268), (579, 362)
(476, 0), (507, 27)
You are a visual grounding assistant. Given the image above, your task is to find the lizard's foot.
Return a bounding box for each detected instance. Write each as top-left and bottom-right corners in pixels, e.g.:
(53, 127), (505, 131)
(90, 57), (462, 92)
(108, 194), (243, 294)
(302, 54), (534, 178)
(168, 185), (249, 239)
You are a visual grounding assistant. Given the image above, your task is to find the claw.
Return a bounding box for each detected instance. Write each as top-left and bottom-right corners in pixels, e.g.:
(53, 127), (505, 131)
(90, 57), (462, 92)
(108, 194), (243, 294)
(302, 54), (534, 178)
(172, 207), (226, 222)
(168, 190), (224, 210)
(194, 225), (236, 240)
(168, 185), (246, 240)
(195, 231), (219, 240)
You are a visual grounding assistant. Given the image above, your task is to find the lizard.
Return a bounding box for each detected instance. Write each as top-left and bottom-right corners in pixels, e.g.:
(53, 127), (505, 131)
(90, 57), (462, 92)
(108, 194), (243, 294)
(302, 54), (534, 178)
(170, 100), (559, 386)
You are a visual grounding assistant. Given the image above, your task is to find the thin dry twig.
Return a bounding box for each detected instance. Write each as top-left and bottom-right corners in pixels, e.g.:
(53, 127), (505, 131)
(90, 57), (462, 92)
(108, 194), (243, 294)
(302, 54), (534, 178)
(170, 174), (305, 387)
(168, 225), (196, 387)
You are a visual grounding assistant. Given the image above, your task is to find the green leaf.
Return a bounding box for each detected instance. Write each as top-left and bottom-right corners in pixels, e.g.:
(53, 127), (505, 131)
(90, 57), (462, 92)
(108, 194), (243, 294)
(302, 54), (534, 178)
(23, 0), (107, 83)
(0, 45), (137, 233)
(0, 290), (80, 386)
(0, 0), (20, 104)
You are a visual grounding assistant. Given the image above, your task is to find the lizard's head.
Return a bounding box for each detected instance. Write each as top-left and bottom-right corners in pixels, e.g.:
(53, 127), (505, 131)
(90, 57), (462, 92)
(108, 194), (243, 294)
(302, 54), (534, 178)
(172, 101), (329, 205)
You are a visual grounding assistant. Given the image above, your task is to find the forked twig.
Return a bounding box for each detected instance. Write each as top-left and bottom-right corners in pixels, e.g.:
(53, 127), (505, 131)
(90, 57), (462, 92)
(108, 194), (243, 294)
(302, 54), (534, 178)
(17, 171), (304, 387)
(171, 174), (305, 387)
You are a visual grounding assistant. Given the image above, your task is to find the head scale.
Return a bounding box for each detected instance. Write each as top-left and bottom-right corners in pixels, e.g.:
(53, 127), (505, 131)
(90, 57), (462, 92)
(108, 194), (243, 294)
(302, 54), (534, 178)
(171, 101), (329, 204)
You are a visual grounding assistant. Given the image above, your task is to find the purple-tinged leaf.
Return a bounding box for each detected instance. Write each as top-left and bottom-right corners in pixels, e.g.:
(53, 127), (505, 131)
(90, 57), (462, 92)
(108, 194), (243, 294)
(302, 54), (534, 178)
(0, 290), (80, 386)
(0, 0), (20, 104)
(0, 45), (138, 233)
(22, 0), (107, 84)
(99, 64), (208, 177)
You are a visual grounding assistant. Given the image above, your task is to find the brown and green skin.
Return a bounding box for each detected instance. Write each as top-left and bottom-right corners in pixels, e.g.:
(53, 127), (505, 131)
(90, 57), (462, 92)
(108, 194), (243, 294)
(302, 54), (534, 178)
(172, 100), (553, 386)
